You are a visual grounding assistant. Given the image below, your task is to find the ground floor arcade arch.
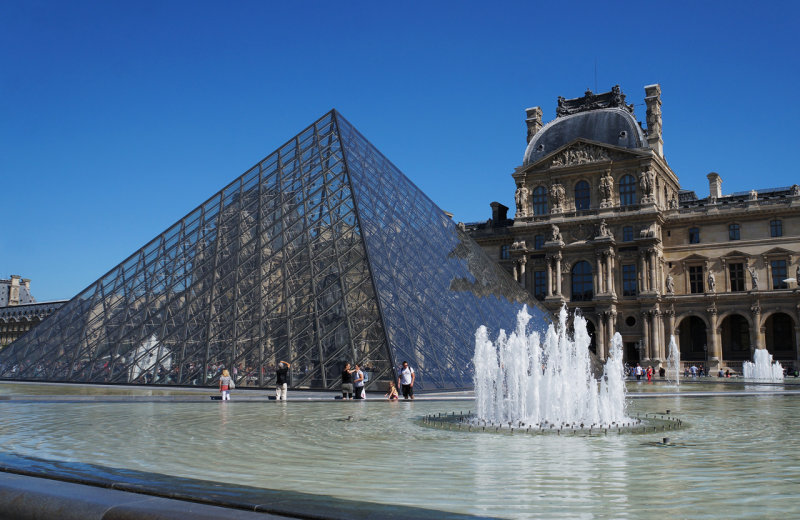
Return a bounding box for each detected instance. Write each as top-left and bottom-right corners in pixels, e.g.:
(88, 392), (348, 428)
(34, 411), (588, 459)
(677, 316), (707, 362)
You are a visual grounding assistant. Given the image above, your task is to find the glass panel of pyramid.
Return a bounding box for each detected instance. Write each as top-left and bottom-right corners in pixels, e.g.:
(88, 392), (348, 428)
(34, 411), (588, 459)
(0, 111), (547, 391)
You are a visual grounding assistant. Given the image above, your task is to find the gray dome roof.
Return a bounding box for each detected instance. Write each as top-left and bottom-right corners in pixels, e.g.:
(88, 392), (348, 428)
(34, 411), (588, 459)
(523, 108), (647, 166)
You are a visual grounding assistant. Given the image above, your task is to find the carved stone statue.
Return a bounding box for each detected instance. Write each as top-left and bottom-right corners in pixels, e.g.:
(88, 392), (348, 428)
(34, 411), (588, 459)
(668, 197), (678, 209)
(749, 189), (758, 201)
(796, 264), (800, 283)
(639, 169), (656, 202)
(550, 224), (562, 242)
(598, 219), (612, 238)
(599, 170), (614, 207)
(707, 271), (716, 293)
(748, 266), (759, 290)
(551, 143), (612, 167)
(792, 184), (800, 197)
(550, 184), (565, 211)
(666, 274), (675, 294)
(514, 184), (529, 217)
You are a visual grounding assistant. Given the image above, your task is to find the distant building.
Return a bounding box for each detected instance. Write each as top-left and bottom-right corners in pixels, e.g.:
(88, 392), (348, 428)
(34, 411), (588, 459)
(0, 275), (66, 347)
(466, 84), (800, 373)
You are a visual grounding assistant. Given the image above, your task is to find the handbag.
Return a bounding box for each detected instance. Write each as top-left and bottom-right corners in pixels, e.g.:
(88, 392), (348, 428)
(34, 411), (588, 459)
(229, 379), (235, 390)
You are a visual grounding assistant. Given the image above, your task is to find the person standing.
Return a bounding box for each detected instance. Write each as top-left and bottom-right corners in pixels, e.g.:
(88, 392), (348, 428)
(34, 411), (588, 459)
(341, 363), (355, 400)
(353, 364), (365, 399)
(634, 363), (643, 381)
(646, 365), (653, 382)
(219, 369), (233, 401)
(275, 361), (291, 401)
(398, 361), (415, 400)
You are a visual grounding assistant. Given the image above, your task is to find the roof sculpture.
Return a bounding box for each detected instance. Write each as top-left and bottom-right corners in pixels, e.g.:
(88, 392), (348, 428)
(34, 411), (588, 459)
(0, 111), (545, 391)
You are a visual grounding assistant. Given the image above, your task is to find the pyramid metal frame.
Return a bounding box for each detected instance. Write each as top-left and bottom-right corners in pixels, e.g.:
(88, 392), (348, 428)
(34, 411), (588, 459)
(0, 111), (546, 391)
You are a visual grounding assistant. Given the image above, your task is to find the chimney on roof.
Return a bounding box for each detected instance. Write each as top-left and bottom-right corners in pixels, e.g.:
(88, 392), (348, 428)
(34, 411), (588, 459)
(490, 202), (509, 226)
(525, 107), (543, 143)
(707, 172), (722, 199)
(644, 84), (663, 157)
(9, 275), (20, 306)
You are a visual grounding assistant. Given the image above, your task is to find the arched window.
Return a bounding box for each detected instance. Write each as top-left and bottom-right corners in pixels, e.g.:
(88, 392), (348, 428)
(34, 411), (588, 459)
(574, 180), (590, 210)
(571, 261), (593, 301)
(532, 186), (548, 215)
(619, 175), (636, 206)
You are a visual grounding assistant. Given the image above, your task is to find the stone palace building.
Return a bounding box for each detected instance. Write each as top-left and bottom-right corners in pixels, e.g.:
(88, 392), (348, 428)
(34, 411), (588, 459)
(466, 84), (800, 372)
(0, 275), (65, 347)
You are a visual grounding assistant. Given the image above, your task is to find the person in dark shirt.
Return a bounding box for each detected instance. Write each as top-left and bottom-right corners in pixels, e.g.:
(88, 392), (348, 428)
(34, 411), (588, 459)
(341, 363), (355, 400)
(275, 361), (291, 401)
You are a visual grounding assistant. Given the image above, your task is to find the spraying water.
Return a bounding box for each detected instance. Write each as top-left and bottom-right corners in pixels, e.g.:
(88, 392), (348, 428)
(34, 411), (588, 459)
(743, 349), (784, 382)
(473, 306), (629, 428)
(666, 335), (680, 384)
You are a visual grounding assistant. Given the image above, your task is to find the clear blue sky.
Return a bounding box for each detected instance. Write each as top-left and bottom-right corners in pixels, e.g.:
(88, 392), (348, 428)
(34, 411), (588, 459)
(2, 0), (798, 301)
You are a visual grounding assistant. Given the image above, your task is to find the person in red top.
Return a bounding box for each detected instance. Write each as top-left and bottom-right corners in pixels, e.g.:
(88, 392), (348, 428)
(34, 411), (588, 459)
(646, 366), (653, 382)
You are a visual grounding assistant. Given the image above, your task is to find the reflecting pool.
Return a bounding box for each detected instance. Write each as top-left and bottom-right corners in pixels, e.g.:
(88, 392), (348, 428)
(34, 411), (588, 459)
(1, 384), (799, 518)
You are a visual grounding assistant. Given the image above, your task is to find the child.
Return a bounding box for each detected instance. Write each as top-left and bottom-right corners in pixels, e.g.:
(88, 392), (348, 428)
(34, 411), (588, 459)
(385, 381), (399, 401)
(219, 369), (233, 400)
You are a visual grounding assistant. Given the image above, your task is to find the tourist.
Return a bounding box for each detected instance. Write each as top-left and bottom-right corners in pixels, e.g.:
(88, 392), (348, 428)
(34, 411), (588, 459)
(658, 366), (666, 378)
(634, 363), (643, 381)
(275, 360), (291, 400)
(699, 364), (705, 377)
(718, 369), (724, 377)
(353, 364), (365, 399)
(219, 369), (233, 401)
(690, 364), (697, 378)
(341, 362), (355, 400)
(725, 369), (731, 378)
(398, 361), (415, 399)
(646, 366), (653, 382)
(385, 381), (399, 401)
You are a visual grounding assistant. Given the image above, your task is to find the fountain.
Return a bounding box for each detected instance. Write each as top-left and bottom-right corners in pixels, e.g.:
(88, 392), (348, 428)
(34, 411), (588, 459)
(666, 335), (680, 384)
(473, 306), (628, 429)
(743, 349), (784, 382)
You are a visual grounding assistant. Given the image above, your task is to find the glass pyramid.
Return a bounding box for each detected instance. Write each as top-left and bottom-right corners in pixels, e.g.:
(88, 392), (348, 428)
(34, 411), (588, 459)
(0, 111), (547, 391)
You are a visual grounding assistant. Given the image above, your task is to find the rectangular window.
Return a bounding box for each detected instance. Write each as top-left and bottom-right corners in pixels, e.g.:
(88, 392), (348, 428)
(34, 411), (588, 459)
(729, 223), (740, 240)
(622, 264), (637, 297)
(689, 265), (704, 294)
(500, 245), (510, 259)
(729, 263), (745, 292)
(689, 228), (700, 244)
(534, 235), (544, 250)
(771, 260), (788, 289)
(533, 271), (546, 300)
(770, 220), (783, 237)
(623, 226), (633, 242)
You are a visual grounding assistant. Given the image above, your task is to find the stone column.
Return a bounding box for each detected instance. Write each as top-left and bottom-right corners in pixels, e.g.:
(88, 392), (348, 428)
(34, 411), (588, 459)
(649, 249), (658, 294)
(518, 256), (527, 288)
(546, 255), (553, 297)
(596, 316), (606, 360)
(651, 309), (661, 360)
(641, 311), (651, 360)
(555, 252), (562, 296)
(640, 251), (648, 292)
(751, 302), (763, 350)
(513, 262), (519, 282)
(606, 252), (614, 294)
(595, 252), (603, 295)
(707, 306), (721, 371)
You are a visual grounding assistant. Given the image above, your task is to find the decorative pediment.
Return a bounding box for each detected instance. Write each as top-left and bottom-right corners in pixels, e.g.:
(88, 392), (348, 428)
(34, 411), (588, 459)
(721, 250), (750, 259)
(528, 139), (646, 170)
(763, 247), (794, 256)
(679, 253), (709, 263)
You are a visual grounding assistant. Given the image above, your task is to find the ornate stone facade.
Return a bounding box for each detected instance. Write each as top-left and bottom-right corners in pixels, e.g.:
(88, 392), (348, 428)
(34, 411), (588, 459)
(467, 84), (800, 373)
(0, 276), (66, 347)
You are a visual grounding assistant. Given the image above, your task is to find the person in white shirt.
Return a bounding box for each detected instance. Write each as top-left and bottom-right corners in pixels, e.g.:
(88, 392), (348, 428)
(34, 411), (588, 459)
(397, 361), (415, 400)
